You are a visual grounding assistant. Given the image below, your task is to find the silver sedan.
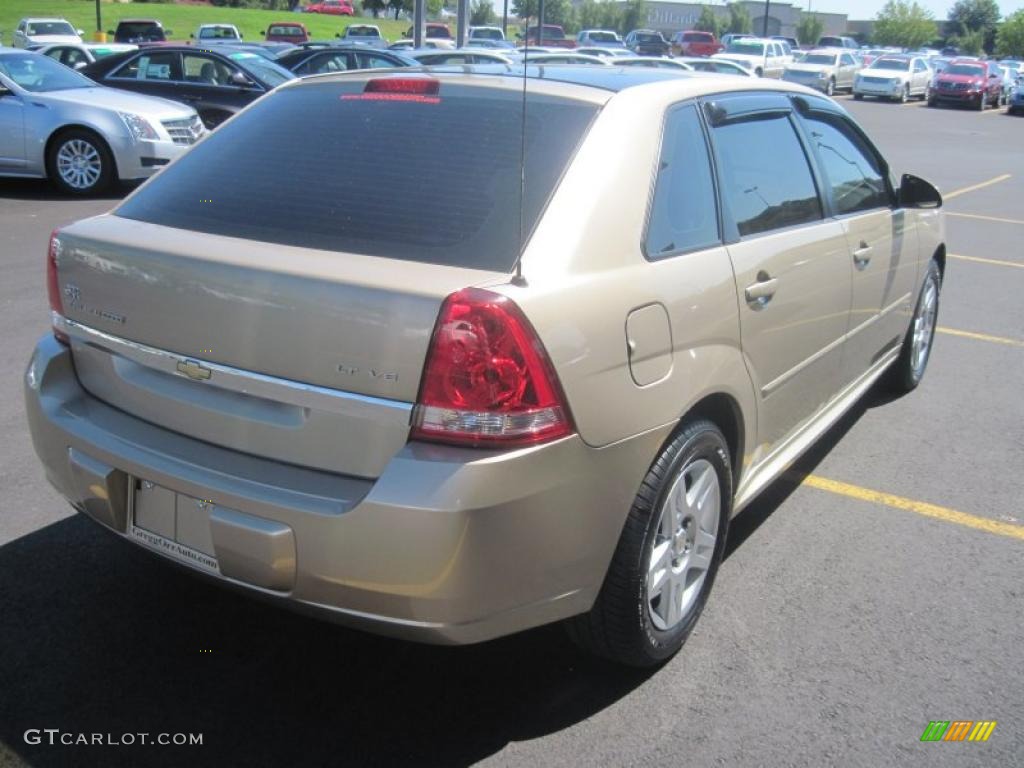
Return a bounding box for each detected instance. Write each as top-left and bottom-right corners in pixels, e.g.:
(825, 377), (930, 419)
(0, 49), (203, 194)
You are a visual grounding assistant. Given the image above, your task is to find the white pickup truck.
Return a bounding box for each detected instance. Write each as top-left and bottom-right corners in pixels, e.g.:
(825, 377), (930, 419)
(192, 24), (243, 44)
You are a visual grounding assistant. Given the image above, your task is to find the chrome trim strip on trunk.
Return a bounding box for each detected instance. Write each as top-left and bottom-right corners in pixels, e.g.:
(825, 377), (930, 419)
(56, 314), (414, 422)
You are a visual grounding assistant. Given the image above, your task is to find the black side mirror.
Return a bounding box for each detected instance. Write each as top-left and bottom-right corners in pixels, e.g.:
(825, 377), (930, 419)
(230, 71), (254, 87)
(0, 84), (10, 97)
(899, 174), (942, 209)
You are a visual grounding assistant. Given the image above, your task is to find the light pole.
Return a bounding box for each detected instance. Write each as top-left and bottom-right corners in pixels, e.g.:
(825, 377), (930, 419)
(762, 0), (770, 37)
(95, 0), (102, 40)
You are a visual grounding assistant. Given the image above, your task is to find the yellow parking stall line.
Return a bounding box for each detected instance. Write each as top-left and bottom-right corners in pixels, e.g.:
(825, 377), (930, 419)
(800, 475), (1024, 541)
(936, 327), (1024, 347)
(949, 253), (1024, 269)
(943, 174), (1012, 200)
(946, 211), (1024, 225)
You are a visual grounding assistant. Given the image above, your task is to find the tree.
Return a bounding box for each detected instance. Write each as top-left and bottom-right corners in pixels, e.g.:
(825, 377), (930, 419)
(726, 3), (752, 35)
(694, 5), (724, 38)
(513, 0), (573, 27)
(619, 0), (646, 35)
(470, 0), (495, 25)
(796, 13), (823, 45)
(577, 0), (624, 32)
(947, 0), (1001, 52)
(996, 9), (1024, 57)
(873, 1), (936, 50)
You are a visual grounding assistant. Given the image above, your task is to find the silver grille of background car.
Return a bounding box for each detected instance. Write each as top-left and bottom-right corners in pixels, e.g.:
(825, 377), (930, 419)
(862, 76), (892, 84)
(161, 116), (205, 146)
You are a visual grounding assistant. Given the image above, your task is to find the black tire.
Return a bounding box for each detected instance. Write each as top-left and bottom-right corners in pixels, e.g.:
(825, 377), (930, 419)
(566, 419), (732, 668)
(976, 92), (986, 110)
(825, 77), (835, 96)
(928, 97), (937, 107)
(887, 259), (941, 394)
(853, 93), (864, 100)
(45, 128), (116, 196)
(899, 84), (909, 103)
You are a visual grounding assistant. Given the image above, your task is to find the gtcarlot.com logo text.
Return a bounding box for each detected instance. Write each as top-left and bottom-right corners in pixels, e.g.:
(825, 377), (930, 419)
(25, 729), (202, 747)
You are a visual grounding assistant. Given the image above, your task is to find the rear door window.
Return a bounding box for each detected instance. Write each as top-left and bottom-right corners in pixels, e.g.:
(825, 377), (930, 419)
(116, 81), (600, 272)
(113, 51), (179, 81)
(645, 104), (720, 259)
(711, 114), (823, 237)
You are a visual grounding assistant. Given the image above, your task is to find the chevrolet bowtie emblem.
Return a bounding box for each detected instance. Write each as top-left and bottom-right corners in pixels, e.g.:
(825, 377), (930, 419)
(176, 359), (212, 381)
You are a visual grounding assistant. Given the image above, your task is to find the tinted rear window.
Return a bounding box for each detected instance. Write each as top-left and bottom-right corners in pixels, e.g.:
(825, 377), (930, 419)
(116, 81), (599, 272)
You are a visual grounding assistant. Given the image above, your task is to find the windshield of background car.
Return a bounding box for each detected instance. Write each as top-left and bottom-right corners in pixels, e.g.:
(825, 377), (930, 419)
(635, 33), (662, 42)
(348, 27), (379, 37)
(473, 28), (503, 40)
(116, 80), (600, 272)
(589, 32), (618, 42)
(0, 52), (93, 91)
(803, 53), (838, 65)
(944, 64), (985, 77)
(27, 22), (76, 36)
(873, 58), (910, 71)
(727, 42), (765, 55)
(200, 27), (237, 39)
(227, 52), (296, 87)
(118, 23), (163, 41)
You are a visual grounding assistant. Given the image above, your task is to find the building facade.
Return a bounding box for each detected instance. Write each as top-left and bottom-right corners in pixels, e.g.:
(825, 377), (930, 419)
(608, 1), (849, 41)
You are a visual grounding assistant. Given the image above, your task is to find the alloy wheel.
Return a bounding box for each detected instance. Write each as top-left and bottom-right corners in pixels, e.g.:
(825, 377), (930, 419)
(55, 139), (102, 191)
(911, 275), (938, 377)
(647, 458), (720, 631)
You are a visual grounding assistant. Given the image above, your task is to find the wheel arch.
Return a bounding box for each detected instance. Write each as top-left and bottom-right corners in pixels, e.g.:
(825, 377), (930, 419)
(44, 124), (121, 180)
(674, 391), (747, 493)
(933, 242), (946, 280)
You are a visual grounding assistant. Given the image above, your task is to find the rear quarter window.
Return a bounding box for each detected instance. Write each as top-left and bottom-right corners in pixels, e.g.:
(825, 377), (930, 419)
(116, 81), (599, 272)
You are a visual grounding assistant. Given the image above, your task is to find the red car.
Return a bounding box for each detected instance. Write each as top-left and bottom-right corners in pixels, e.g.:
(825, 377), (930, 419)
(521, 25), (576, 49)
(929, 58), (1004, 110)
(669, 30), (723, 57)
(264, 21), (310, 44)
(305, 0), (355, 16)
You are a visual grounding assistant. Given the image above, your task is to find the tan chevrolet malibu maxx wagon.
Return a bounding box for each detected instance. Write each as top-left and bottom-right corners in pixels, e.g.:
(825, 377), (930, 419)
(25, 68), (945, 667)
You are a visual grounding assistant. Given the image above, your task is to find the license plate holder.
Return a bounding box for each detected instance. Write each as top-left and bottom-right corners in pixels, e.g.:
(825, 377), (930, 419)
(128, 478), (219, 574)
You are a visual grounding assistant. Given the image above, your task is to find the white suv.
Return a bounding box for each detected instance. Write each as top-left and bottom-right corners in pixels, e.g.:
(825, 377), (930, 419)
(13, 18), (83, 49)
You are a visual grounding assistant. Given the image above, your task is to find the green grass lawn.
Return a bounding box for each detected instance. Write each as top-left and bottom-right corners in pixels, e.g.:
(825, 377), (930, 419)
(0, 1), (413, 46)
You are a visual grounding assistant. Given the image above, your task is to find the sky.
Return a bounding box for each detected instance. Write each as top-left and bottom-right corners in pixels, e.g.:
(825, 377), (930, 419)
(784, 1), (1020, 21)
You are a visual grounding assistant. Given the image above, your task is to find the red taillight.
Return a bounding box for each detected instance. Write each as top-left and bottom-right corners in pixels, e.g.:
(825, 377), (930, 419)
(47, 230), (69, 345)
(411, 288), (574, 448)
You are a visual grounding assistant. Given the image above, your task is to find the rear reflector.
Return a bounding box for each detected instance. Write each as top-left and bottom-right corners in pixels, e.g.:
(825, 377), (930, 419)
(47, 230), (69, 345)
(410, 288), (574, 448)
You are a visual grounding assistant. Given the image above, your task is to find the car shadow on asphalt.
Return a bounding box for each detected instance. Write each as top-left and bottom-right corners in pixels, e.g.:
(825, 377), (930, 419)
(0, 384), (900, 768)
(0, 179), (133, 202)
(724, 384), (901, 560)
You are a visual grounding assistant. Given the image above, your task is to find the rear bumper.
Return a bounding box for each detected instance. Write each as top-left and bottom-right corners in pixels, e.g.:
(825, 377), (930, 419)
(24, 335), (669, 644)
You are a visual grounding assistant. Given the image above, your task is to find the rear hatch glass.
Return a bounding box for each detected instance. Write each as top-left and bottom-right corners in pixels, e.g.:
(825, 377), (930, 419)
(116, 78), (599, 272)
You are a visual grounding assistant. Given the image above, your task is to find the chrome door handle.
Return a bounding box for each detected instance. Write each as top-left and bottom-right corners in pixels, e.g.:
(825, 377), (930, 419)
(745, 275), (779, 306)
(853, 242), (873, 269)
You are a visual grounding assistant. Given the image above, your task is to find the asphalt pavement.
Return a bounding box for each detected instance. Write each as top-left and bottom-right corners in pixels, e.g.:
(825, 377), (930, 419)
(0, 94), (1021, 768)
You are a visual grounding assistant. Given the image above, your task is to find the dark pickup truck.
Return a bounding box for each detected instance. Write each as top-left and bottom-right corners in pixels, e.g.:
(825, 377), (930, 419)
(109, 19), (172, 44)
